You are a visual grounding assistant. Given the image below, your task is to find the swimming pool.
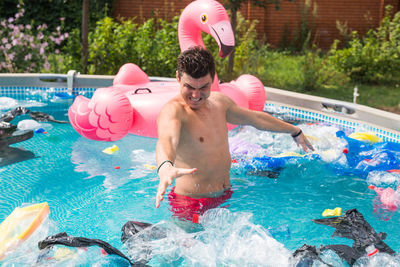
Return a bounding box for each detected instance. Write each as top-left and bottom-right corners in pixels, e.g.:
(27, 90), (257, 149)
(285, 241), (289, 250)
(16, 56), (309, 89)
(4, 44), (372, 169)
(1, 83), (400, 266)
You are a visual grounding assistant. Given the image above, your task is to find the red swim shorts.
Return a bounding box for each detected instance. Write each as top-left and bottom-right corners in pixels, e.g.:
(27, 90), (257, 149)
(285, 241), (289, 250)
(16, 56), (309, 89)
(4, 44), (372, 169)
(168, 187), (233, 222)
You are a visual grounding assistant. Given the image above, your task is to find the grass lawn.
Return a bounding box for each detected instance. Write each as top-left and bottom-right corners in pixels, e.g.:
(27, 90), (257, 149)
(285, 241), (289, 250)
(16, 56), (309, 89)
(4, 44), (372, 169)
(248, 52), (400, 114)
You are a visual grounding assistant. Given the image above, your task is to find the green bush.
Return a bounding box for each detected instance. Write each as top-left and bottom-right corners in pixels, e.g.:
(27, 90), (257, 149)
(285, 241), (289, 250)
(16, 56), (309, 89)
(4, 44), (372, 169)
(132, 16), (180, 77)
(55, 15), (181, 76)
(0, 0), (112, 39)
(57, 12), (261, 78)
(48, 28), (82, 74)
(88, 17), (138, 75)
(328, 5), (400, 83)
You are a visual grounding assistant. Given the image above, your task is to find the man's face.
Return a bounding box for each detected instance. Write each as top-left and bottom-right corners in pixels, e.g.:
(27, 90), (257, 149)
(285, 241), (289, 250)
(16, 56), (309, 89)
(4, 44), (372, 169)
(177, 72), (212, 109)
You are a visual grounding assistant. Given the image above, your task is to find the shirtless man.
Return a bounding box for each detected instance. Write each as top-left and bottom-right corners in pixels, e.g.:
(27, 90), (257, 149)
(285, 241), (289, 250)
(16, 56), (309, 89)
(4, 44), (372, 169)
(155, 46), (313, 215)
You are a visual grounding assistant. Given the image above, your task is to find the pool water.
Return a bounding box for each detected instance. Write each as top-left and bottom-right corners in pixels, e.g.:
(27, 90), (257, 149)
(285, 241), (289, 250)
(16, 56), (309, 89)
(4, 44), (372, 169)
(1, 97), (400, 266)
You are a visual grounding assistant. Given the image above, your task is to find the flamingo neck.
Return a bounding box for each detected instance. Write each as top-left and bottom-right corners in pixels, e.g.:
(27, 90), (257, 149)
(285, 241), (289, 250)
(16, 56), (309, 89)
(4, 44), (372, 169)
(178, 20), (220, 91)
(179, 26), (204, 51)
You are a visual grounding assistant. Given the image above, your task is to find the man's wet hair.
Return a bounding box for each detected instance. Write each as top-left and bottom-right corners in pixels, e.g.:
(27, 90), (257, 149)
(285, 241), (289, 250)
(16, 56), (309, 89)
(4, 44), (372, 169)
(177, 46), (215, 80)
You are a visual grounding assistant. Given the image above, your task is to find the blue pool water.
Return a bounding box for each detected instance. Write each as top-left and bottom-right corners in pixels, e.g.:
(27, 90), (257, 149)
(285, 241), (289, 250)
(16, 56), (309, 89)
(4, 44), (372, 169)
(1, 94), (400, 266)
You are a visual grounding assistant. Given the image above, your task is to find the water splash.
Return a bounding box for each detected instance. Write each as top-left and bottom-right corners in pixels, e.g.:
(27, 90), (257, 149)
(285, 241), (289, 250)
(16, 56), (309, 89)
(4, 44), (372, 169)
(124, 208), (292, 266)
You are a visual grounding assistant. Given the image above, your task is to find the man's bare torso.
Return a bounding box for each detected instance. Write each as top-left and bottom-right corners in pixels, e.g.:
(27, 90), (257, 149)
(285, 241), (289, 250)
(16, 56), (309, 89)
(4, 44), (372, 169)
(173, 92), (232, 197)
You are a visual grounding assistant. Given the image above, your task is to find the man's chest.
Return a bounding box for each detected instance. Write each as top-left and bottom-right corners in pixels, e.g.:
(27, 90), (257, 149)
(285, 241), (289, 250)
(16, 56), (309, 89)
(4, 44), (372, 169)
(181, 109), (228, 147)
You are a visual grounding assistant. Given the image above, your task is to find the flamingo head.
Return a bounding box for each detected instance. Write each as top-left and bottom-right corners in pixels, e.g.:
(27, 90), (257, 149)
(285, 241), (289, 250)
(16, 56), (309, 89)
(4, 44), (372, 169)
(179, 0), (235, 57)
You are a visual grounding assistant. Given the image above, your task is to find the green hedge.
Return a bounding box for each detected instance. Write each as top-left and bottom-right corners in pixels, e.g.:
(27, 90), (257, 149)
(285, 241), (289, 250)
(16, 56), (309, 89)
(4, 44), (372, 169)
(0, 0), (112, 36)
(327, 6), (400, 84)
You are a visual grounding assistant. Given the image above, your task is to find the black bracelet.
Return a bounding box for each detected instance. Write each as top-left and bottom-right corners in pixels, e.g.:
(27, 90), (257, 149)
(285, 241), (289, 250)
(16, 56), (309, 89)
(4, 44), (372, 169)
(291, 129), (302, 138)
(157, 160), (174, 174)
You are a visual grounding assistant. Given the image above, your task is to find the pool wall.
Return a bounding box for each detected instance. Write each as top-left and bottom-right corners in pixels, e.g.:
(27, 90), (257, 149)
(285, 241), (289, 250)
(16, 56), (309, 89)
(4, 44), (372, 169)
(1, 73), (399, 141)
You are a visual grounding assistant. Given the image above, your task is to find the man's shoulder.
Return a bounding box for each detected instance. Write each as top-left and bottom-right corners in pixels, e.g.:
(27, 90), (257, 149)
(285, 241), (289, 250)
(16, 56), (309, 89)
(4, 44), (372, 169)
(210, 91), (228, 101)
(210, 91), (233, 106)
(166, 97), (185, 108)
(160, 97), (185, 115)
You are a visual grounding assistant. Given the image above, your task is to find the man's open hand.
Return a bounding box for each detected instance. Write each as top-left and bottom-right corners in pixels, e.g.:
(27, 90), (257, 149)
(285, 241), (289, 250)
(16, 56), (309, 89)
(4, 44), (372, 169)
(293, 132), (314, 152)
(156, 165), (197, 208)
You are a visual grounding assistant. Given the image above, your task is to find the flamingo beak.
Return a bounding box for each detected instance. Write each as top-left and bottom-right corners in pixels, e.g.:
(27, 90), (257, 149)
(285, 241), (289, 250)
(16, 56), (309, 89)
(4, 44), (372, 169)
(209, 20), (235, 58)
(219, 43), (235, 58)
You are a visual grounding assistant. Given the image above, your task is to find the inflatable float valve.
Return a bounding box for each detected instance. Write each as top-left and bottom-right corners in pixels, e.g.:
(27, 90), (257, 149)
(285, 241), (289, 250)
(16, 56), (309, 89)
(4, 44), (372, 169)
(343, 148), (349, 154)
(322, 207), (342, 217)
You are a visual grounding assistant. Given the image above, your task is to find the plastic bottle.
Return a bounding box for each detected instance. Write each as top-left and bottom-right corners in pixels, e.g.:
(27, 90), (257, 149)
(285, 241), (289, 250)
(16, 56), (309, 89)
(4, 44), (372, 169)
(365, 245), (379, 257)
(354, 244), (399, 266)
(354, 244), (379, 266)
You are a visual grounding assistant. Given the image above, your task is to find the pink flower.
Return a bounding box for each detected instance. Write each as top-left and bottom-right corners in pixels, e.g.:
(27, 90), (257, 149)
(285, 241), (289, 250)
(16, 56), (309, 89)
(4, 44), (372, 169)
(60, 17), (65, 21)
(43, 59), (50, 71)
(26, 24), (31, 30)
(40, 47), (45, 55)
(2, 37), (8, 43)
(5, 43), (11, 50)
(8, 53), (15, 60)
(24, 54), (32, 60)
(8, 17), (14, 23)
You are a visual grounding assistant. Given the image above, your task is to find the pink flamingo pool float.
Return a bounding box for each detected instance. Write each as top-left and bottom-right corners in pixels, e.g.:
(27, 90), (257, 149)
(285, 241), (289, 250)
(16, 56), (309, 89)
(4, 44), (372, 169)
(68, 0), (266, 140)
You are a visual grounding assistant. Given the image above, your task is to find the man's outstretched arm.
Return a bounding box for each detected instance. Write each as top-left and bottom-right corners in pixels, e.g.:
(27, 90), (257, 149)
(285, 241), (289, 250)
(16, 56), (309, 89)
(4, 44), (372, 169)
(225, 96), (314, 152)
(155, 102), (196, 208)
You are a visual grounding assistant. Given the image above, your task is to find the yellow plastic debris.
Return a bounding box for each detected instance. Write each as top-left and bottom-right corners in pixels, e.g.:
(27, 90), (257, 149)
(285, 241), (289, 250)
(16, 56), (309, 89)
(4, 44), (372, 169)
(144, 164), (157, 170)
(53, 247), (75, 260)
(348, 132), (382, 143)
(322, 207), (342, 217)
(102, 145), (119, 154)
(0, 202), (50, 259)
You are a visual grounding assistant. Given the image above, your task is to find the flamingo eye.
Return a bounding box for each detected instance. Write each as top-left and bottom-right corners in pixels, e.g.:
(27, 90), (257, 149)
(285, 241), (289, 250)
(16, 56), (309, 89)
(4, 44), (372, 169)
(200, 13), (208, 24)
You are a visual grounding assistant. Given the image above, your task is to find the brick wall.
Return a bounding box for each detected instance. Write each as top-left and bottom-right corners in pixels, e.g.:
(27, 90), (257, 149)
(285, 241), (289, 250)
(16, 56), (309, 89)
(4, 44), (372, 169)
(113, 0), (399, 49)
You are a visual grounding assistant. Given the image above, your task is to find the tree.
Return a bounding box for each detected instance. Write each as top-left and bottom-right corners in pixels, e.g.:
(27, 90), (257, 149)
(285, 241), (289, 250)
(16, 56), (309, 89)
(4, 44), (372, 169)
(224, 0), (289, 76)
(82, 0), (89, 73)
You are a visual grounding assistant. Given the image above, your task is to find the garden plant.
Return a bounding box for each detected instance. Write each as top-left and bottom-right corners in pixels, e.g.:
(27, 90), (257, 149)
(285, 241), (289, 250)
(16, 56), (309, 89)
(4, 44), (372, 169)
(0, 1), (399, 113)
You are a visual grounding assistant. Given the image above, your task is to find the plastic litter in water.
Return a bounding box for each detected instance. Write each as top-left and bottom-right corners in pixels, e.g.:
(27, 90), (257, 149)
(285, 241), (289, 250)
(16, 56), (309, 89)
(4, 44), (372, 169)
(102, 145), (119, 155)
